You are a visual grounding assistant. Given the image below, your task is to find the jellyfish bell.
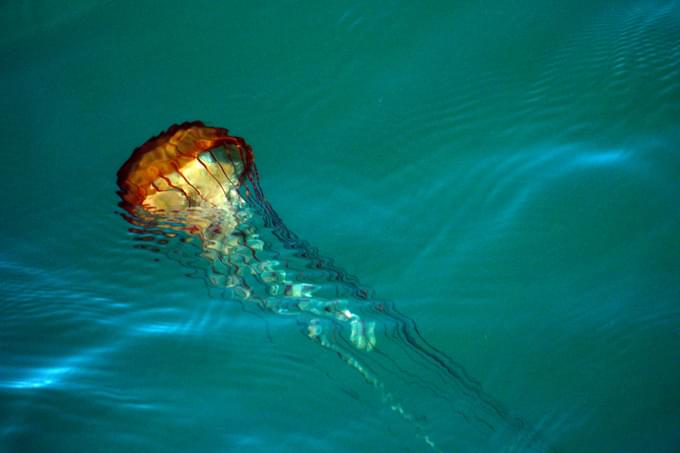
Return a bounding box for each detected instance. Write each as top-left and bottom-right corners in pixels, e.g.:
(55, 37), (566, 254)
(116, 121), (255, 238)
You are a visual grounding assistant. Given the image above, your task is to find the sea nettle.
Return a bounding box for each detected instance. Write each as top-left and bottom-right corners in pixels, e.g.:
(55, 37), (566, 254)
(116, 122), (548, 451)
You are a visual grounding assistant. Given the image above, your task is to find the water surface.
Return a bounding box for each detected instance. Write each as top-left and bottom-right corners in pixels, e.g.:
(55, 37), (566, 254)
(1, 1), (679, 451)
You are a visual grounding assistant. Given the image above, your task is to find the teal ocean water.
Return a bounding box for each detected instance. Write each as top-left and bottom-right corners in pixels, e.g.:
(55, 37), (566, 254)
(1, 1), (679, 451)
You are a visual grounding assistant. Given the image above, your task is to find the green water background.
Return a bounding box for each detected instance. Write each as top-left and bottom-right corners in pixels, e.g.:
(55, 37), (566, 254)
(1, 0), (679, 451)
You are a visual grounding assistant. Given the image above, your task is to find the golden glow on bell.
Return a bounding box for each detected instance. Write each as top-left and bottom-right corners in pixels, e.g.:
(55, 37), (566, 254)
(116, 121), (253, 214)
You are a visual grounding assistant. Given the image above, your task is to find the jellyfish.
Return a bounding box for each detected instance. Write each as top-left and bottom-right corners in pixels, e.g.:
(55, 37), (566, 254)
(116, 122), (550, 451)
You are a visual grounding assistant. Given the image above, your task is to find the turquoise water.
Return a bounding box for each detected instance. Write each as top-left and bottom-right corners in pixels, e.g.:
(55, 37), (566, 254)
(1, 1), (679, 451)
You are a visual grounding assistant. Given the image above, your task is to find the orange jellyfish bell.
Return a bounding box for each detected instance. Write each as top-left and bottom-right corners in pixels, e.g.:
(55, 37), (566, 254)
(116, 121), (255, 216)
